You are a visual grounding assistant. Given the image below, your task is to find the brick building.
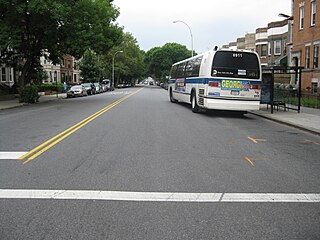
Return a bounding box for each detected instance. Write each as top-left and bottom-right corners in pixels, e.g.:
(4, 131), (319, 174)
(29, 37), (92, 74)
(255, 27), (268, 66)
(267, 19), (290, 66)
(292, 0), (319, 94)
(60, 55), (80, 84)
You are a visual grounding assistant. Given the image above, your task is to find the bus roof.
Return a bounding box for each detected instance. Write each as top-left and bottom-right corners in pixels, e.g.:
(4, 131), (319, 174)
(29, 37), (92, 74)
(172, 48), (258, 66)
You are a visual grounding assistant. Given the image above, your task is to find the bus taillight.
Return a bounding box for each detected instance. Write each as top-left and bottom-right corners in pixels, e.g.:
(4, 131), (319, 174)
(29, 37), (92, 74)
(250, 84), (261, 90)
(208, 81), (220, 87)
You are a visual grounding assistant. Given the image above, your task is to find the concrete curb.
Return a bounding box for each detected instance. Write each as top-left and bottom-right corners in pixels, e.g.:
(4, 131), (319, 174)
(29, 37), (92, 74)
(249, 111), (320, 136)
(0, 95), (66, 111)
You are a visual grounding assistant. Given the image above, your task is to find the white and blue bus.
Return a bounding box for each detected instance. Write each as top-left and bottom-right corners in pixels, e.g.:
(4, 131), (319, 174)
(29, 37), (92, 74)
(168, 49), (262, 113)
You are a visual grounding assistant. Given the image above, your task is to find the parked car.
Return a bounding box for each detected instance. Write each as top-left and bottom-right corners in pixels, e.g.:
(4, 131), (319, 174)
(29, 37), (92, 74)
(93, 83), (102, 94)
(81, 83), (96, 95)
(101, 79), (111, 91)
(67, 85), (87, 98)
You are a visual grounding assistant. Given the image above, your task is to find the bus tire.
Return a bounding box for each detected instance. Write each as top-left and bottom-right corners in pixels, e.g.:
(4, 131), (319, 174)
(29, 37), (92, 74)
(191, 92), (200, 113)
(170, 88), (177, 103)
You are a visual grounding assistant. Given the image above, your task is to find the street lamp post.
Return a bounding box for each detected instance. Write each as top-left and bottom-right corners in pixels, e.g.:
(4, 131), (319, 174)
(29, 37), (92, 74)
(112, 50), (123, 88)
(173, 20), (194, 57)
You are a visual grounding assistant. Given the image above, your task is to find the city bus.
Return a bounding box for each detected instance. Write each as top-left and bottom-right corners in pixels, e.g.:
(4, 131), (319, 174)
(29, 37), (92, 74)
(168, 49), (262, 113)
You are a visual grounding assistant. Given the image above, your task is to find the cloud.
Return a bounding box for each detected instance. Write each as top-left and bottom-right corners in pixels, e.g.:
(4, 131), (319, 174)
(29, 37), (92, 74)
(113, 0), (291, 53)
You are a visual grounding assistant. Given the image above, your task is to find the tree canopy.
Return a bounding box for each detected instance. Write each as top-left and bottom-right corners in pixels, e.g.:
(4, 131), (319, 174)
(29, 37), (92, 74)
(101, 32), (146, 86)
(0, 0), (123, 86)
(79, 50), (103, 83)
(145, 43), (192, 81)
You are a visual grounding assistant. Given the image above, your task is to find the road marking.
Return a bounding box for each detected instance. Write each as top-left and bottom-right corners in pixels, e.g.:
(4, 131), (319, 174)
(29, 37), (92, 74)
(19, 88), (144, 164)
(0, 189), (319, 203)
(244, 157), (254, 167)
(0, 152), (28, 159)
(248, 136), (267, 144)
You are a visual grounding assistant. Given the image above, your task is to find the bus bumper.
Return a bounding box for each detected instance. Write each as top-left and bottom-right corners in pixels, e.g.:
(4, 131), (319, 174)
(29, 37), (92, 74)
(204, 98), (260, 111)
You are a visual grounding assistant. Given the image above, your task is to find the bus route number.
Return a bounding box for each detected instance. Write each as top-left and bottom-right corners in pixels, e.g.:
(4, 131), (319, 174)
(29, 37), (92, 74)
(233, 53), (243, 58)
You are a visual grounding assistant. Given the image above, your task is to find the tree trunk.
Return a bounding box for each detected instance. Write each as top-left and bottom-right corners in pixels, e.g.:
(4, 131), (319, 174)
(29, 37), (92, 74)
(19, 56), (33, 87)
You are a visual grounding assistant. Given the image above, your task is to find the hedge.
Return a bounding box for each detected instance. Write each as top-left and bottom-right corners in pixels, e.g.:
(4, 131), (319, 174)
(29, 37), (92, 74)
(38, 83), (64, 93)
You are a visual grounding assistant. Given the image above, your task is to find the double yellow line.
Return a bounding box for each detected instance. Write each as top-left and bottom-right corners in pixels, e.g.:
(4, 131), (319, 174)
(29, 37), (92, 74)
(19, 88), (143, 165)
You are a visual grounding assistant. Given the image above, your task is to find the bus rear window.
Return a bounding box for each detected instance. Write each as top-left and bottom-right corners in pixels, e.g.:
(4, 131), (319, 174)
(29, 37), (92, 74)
(212, 51), (260, 79)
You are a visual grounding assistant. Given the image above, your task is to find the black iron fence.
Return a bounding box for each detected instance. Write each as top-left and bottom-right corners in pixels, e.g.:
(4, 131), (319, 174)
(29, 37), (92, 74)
(300, 91), (320, 109)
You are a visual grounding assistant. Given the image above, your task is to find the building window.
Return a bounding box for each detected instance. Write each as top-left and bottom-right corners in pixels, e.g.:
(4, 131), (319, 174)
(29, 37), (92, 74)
(54, 71), (57, 82)
(61, 73), (65, 82)
(311, 82), (318, 95)
(306, 46), (311, 68)
(314, 45), (319, 68)
(311, 0), (316, 26)
(1, 68), (6, 82)
(61, 59), (65, 67)
(300, 5), (304, 29)
(268, 42), (271, 55)
(274, 40), (281, 55)
(261, 44), (267, 57)
(9, 68), (13, 82)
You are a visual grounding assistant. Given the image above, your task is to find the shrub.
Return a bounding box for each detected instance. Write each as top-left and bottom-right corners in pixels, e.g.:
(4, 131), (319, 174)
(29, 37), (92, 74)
(39, 83), (64, 93)
(19, 86), (40, 103)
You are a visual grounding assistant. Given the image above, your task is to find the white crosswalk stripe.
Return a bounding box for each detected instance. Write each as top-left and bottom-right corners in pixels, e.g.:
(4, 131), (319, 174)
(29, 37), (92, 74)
(0, 189), (319, 203)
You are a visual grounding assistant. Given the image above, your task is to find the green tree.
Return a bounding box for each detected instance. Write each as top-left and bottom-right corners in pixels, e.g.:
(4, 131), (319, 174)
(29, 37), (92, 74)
(145, 43), (192, 81)
(79, 50), (102, 83)
(0, 0), (123, 88)
(101, 32), (147, 86)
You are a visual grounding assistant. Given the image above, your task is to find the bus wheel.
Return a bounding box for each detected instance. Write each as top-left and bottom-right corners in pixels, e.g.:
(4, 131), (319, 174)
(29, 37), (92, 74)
(191, 92), (200, 113)
(170, 89), (177, 103)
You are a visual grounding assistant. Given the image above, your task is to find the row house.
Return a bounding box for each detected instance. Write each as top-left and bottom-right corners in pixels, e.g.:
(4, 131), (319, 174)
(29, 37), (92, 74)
(41, 55), (81, 84)
(245, 33), (256, 51)
(292, 0), (319, 94)
(236, 37), (246, 49)
(267, 19), (291, 66)
(255, 19), (291, 67)
(40, 57), (61, 84)
(60, 55), (80, 84)
(255, 27), (268, 66)
(0, 65), (14, 87)
(224, 34), (255, 51)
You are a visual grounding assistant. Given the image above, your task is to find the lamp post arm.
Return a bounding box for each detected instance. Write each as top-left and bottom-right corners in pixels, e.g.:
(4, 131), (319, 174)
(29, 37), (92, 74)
(173, 20), (194, 57)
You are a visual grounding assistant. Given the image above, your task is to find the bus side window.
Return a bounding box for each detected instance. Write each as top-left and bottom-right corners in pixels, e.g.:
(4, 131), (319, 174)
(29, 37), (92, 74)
(176, 63), (186, 78)
(185, 56), (203, 78)
(170, 65), (178, 79)
(191, 57), (202, 77)
(185, 61), (193, 77)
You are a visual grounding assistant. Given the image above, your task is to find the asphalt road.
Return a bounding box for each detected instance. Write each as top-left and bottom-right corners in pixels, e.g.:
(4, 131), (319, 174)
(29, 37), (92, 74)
(0, 86), (319, 239)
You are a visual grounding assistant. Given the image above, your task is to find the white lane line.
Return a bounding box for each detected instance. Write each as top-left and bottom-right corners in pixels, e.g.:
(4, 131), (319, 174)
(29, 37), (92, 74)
(222, 193), (320, 202)
(0, 152), (28, 159)
(0, 190), (319, 203)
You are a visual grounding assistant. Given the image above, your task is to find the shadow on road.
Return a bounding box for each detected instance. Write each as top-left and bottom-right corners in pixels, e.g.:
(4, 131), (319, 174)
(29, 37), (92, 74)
(177, 102), (252, 119)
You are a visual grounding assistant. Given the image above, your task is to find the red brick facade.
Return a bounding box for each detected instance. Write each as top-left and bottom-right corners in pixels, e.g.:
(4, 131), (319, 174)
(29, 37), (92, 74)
(292, 0), (320, 93)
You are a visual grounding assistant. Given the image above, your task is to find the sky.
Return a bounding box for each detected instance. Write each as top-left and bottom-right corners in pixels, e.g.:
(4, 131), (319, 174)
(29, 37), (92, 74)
(112, 0), (292, 54)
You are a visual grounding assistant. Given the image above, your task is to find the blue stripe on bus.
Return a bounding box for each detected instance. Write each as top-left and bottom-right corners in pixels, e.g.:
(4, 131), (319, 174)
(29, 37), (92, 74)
(169, 78), (261, 85)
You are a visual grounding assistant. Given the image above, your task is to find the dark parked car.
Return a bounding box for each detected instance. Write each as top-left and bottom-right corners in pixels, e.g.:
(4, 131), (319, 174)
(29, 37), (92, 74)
(67, 85), (88, 98)
(81, 83), (96, 95)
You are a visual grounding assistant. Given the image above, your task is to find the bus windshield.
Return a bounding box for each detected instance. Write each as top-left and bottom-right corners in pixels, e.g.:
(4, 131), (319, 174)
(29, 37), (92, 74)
(212, 51), (260, 79)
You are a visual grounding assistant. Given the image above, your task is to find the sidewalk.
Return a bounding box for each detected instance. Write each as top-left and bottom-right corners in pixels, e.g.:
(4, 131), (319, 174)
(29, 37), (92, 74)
(250, 104), (320, 135)
(0, 95), (319, 135)
(0, 93), (66, 110)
